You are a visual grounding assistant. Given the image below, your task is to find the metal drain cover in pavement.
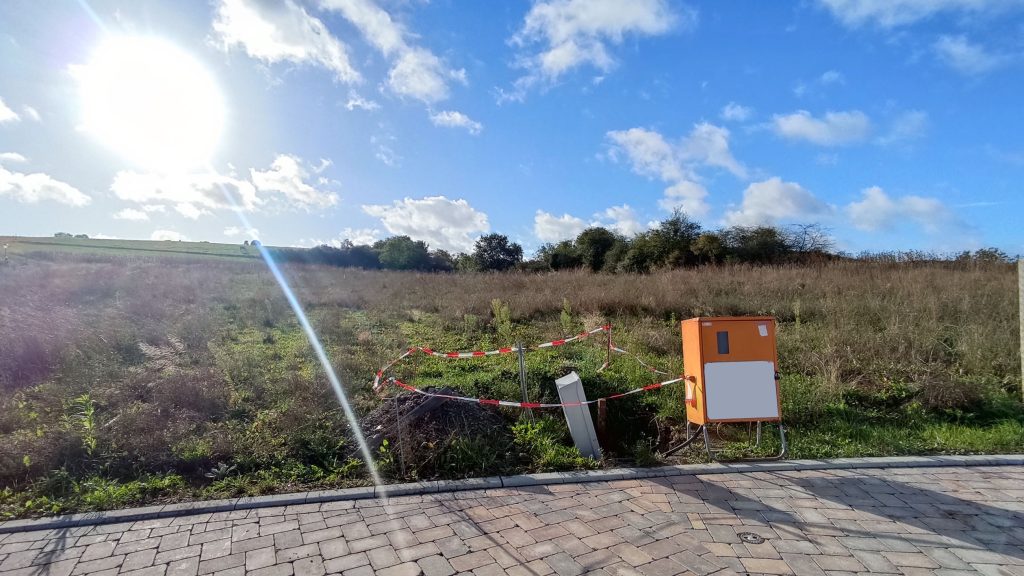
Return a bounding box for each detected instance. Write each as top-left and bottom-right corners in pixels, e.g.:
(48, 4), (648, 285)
(738, 532), (765, 544)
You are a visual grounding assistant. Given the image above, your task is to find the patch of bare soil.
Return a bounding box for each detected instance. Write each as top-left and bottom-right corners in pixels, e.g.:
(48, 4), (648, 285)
(361, 387), (513, 476)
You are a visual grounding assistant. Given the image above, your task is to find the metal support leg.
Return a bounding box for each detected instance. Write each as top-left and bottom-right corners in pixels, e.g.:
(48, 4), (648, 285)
(702, 421), (787, 461)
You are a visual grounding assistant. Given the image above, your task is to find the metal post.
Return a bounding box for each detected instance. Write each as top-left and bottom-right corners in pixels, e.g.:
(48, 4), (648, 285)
(596, 398), (608, 448)
(606, 325), (612, 369)
(517, 342), (533, 422)
(394, 395), (406, 478)
(1019, 259), (1023, 402)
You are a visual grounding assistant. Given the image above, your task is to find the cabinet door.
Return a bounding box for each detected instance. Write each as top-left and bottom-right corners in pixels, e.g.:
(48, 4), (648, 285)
(698, 319), (775, 364)
(703, 361), (780, 421)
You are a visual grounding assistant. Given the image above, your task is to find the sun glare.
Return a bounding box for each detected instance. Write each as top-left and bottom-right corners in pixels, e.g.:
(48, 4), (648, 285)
(78, 36), (225, 172)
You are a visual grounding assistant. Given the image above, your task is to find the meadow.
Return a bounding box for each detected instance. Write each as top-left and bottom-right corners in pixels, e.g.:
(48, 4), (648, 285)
(1, 235), (261, 260)
(0, 248), (1021, 518)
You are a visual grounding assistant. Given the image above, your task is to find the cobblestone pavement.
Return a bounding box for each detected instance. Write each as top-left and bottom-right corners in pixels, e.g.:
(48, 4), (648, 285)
(2, 465), (1022, 576)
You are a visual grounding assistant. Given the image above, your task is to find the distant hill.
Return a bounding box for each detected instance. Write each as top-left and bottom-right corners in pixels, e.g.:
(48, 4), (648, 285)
(0, 236), (262, 261)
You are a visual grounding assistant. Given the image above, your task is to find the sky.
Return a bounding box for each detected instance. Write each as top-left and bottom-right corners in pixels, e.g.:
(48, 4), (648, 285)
(1, 0), (1022, 256)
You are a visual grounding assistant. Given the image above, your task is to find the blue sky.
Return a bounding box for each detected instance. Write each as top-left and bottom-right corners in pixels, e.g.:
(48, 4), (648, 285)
(1, 0), (1022, 256)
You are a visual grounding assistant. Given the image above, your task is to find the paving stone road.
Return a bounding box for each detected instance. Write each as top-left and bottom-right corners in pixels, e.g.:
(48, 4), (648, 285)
(1, 465), (1022, 576)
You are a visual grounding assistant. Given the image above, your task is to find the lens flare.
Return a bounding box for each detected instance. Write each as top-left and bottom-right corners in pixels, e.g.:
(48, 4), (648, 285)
(212, 182), (386, 496)
(253, 243), (386, 493)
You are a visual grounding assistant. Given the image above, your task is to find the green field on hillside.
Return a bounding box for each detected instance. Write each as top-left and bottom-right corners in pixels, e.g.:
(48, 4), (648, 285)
(1, 236), (262, 260)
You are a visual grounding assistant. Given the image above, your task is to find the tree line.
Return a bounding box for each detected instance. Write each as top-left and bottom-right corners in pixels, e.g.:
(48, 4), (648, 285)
(263, 211), (1012, 273)
(51, 210), (1013, 272)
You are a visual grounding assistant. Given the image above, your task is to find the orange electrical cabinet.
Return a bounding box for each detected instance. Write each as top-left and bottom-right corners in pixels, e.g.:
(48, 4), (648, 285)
(681, 317), (781, 425)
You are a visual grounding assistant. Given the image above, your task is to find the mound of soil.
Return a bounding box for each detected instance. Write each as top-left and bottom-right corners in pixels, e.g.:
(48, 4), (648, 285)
(361, 388), (513, 474)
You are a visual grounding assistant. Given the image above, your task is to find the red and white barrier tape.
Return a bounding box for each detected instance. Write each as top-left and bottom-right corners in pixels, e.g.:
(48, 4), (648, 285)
(371, 324), (676, 391)
(373, 348), (416, 390)
(611, 345), (672, 376)
(534, 325), (609, 349)
(373, 325), (610, 390)
(386, 375), (686, 409)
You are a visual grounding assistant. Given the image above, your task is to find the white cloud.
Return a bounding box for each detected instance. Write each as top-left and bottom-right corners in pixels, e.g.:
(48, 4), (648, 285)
(151, 230), (189, 241)
(113, 208), (150, 221)
(816, 152), (839, 166)
(680, 123), (746, 178)
(794, 70), (846, 98)
(250, 154), (339, 209)
(720, 102), (753, 122)
(313, 159), (332, 173)
(0, 164), (91, 206)
(341, 227), (381, 245)
(320, 0), (465, 105)
(111, 171), (261, 211)
(371, 135), (400, 167)
(606, 127), (687, 182)
(386, 48), (462, 104)
(659, 180), (709, 217)
(224, 226), (260, 239)
(0, 152), (28, 163)
(819, 70), (844, 84)
(607, 123), (746, 181)
(212, 0), (360, 83)
(344, 90), (381, 111)
(506, 0), (688, 99)
(877, 110), (929, 145)
(534, 210), (587, 242)
(724, 177), (833, 226)
(428, 110), (483, 135)
(21, 106), (40, 122)
(175, 203), (208, 219)
(772, 110), (872, 146)
(846, 186), (953, 232)
(142, 204), (166, 213)
(362, 195), (489, 252)
(91, 234), (120, 240)
(300, 228), (381, 247)
(595, 204), (647, 236)
(0, 97), (19, 123)
(606, 123), (744, 217)
(933, 35), (1006, 75)
(817, 0), (1020, 28)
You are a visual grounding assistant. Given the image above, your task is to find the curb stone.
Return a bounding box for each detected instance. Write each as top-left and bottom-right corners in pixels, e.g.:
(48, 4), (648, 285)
(2, 454), (1021, 534)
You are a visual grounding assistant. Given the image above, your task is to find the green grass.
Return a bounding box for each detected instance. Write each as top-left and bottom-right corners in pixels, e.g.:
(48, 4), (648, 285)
(1, 236), (261, 260)
(0, 254), (1020, 519)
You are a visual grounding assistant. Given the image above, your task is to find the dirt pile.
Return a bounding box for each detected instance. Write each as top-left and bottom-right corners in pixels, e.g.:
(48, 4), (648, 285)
(361, 387), (513, 476)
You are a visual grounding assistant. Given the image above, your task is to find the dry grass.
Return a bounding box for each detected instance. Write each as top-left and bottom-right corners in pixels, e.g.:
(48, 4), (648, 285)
(0, 254), (1020, 515)
(1, 256), (1017, 396)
